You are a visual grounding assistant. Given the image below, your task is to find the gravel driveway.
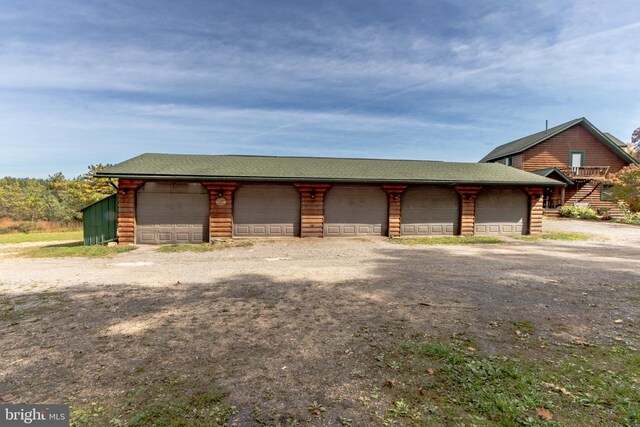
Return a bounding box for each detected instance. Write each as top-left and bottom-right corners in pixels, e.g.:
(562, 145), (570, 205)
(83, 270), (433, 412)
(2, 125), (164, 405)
(0, 218), (638, 424)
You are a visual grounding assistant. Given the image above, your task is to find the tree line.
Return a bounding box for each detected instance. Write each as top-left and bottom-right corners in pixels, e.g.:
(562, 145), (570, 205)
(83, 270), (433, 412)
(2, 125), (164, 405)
(0, 165), (116, 223)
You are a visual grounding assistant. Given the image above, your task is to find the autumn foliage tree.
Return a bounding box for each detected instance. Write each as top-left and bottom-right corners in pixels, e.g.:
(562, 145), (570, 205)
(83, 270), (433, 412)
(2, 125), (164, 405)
(607, 164), (640, 212)
(0, 165), (115, 222)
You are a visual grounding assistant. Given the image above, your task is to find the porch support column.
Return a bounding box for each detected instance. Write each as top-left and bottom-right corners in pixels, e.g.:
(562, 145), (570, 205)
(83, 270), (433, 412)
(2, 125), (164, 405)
(116, 179), (144, 245)
(561, 186), (565, 205)
(455, 186), (482, 236)
(382, 185), (408, 238)
(202, 181), (239, 240)
(294, 183), (331, 237)
(525, 187), (544, 235)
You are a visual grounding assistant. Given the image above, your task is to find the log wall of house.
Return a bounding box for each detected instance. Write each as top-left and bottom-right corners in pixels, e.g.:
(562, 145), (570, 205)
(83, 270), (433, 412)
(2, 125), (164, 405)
(525, 187), (544, 234)
(512, 154), (523, 169)
(295, 183), (331, 237)
(202, 181), (239, 239)
(522, 124), (628, 173)
(116, 179), (144, 245)
(382, 185), (408, 238)
(564, 181), (621, 214)
(454, 186), (481, 236)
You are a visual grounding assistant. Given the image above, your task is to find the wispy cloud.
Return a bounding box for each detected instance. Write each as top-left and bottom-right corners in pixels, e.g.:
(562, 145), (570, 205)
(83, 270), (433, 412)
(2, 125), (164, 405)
(0, 0), (638, 176)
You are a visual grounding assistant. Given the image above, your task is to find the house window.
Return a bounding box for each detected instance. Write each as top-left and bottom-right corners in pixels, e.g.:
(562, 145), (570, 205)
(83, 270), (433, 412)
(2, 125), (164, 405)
(504, 156), (512, 166)
(601, 184), (615, 201)
(570, 151), (584, 171)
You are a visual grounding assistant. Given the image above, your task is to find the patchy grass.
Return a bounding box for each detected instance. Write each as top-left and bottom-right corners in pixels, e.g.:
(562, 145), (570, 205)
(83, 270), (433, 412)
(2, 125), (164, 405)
(512, 231), (591, 242)
(512, 320), (536, 333)
(156, 240), (253, 253)
(20, 242), (135, 258)
(393, 236), (503, 245)
(378, 338), (639, 426)
(0, 291), (65, 323)
(71, 375), (236, 427)
(0, 230), (83, 244)
(0, 218), (82, 234)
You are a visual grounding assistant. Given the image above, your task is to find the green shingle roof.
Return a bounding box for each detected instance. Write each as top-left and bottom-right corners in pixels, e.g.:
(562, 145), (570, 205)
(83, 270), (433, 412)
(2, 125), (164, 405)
(604, 132), (628, 147)
(532, 168), (573, 185)
(480, 117), (639, 165)
(96, 153), (563, 186)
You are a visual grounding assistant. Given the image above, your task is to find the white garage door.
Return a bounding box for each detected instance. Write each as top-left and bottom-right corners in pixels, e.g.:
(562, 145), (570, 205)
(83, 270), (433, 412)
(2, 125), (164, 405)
(324, 186), (388, 236)
(233, 185), (300, 237)
(136, 182), (209, 244)
(475, 188), (528, 235)
(401, 187), (459, 236)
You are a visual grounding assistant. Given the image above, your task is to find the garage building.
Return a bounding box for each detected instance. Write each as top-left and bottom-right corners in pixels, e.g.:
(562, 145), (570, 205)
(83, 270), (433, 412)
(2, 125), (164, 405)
(95, 154), (562, 244)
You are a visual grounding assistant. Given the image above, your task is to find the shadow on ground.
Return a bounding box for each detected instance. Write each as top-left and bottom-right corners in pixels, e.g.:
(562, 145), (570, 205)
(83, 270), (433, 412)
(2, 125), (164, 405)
(1, 244), (638, 425)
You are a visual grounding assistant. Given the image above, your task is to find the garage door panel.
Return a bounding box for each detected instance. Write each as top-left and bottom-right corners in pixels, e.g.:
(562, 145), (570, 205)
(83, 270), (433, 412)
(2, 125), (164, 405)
(136, 183), (209, 244)
(475, 188), (527, 235)
(324, 187), (388, 236)
(401, 187), (459, 236)
(233, 186), (300, 237)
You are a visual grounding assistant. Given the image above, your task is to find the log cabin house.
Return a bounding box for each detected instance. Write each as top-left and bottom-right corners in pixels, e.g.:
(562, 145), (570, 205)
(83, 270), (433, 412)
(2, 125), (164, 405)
(480, 118), (639, 218)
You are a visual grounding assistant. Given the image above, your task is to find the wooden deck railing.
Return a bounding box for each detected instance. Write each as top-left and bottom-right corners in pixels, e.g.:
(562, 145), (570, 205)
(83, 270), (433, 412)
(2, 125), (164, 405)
(560, 166), (610, 179)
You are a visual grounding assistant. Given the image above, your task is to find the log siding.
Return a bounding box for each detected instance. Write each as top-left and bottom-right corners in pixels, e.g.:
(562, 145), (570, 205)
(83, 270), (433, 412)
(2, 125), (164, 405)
(522, 124), (628, 173)
(525, 187), (544, 234)
(455, 186), (482, 236)
(202, 181), (239, 239)
(116, 179), (144, 245)
(295, 184), (331, 237)
(382, 185), (408, 237)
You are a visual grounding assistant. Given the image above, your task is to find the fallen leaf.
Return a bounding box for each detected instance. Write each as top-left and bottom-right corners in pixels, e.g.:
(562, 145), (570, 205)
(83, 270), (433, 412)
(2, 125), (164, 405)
(573, 338), (590, 346)
(544, 382), (572, 396)
(427, 367), (435, 376)
(614, 319), (624, 324)
(515, 330), (523, 336)
(467, 347), (477, 352)
(536, 407), (553, 420)
(311, 409), (321, 416)
(539, 344), (546, 349)
(386, 379), (397, 388)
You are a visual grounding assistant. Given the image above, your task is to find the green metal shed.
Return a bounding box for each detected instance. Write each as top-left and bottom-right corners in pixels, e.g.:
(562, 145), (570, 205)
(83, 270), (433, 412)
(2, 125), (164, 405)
(81, 194), (118, 246)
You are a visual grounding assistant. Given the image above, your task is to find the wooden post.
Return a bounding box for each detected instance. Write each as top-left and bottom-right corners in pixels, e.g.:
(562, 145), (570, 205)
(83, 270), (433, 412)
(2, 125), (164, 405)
(525, 187), (544, 235)
(382, 185), (407, 238)
(116, 179), (144, 245)
(295, 184), (331, 237)
(561, 186), (565, 206)
(202, 182), (239, 239)
(454, 186), (482, 236)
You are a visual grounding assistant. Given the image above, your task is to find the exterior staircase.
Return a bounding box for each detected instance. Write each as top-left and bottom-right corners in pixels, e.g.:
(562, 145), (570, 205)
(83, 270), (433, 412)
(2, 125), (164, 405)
(565, 181), (624, 219)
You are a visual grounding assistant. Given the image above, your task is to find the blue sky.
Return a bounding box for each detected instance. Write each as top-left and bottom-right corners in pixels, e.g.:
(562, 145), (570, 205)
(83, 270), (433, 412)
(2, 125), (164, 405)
(1, 0), (639, 177)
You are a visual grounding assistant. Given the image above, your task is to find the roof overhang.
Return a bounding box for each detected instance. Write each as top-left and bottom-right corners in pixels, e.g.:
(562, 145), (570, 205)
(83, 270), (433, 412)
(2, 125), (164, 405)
(532, 168), (573, 186)
(96, 173), (564, 187)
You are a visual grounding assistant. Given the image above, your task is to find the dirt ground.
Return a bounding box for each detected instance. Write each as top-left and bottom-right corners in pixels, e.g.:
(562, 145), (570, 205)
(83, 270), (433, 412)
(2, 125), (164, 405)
(0, 218), (638, 425)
